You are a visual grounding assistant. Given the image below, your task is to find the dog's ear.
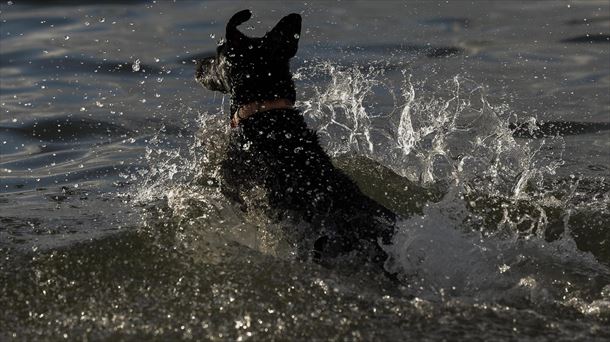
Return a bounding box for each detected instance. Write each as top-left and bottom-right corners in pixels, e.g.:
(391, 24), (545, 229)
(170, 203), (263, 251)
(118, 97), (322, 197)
(265, 13), (302, 59)
(226, 9), (251, 45)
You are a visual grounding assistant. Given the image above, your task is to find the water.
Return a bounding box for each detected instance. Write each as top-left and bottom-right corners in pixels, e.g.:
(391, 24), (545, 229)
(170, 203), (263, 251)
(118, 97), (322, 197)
(1, 1), (609, 340)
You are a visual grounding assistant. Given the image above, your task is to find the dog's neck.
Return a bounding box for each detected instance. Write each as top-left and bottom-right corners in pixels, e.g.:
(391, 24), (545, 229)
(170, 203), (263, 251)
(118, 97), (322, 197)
(231, 98), (294, 128)
(228, 69), (297, 119)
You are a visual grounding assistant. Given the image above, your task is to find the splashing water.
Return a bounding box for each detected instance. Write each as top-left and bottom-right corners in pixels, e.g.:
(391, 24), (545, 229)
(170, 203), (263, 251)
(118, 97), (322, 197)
(296, 62), (565, 194)
(295, 62), (606, 235)
(295, 62), (609, 310)
(133, 61), (610, 314)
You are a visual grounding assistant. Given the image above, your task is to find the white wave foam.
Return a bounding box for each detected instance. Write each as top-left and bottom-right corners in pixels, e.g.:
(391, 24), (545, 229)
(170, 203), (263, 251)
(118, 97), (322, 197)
(386, 187), (609, 306)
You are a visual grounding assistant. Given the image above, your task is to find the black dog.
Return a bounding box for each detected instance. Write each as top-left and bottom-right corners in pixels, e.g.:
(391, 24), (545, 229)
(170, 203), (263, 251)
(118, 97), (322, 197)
(196, 10), (396, 269)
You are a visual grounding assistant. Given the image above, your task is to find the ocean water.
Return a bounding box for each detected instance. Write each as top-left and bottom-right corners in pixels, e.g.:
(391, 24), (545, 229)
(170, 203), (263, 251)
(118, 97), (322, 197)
(1, 1), (609, 340)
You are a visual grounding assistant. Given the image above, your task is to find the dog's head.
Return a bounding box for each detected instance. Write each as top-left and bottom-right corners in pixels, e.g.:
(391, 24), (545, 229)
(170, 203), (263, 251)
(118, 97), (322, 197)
(196, 10), (302, 114)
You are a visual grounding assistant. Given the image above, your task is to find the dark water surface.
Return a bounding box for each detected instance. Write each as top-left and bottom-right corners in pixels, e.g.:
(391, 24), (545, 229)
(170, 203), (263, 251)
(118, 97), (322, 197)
(1, 1), (609, 340)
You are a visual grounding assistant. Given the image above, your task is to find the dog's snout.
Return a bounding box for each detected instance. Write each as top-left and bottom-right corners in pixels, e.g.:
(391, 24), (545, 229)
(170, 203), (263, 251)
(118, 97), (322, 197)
(195, 57), (214, 81)
(195, 56), (229, 93)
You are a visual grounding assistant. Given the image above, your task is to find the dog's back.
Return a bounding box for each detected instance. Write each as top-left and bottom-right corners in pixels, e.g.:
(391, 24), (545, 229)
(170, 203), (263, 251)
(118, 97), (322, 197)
(220, 108), (395, 265)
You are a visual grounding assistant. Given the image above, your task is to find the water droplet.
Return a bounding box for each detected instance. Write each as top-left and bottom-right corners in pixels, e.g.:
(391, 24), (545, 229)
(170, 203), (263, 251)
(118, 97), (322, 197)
(132, 59), (141, 72)
(245, 74), (250, 78)
(95, 101), (104, 108)
(99, 17), (106, 23)
(156, 77), (163, 83)
(248, 45), (253, 49)
(7, 1), (14, 5)
(210, 33), (215, 39)
(154, 57), (160, 63)
(84, 21), (90, 26)
(64, 35), (70, 40)
(294, 33), (300, 39)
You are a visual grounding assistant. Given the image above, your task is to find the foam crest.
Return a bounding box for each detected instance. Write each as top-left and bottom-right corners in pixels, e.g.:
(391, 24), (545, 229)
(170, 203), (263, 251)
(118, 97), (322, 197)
(386, 187), (609, 307)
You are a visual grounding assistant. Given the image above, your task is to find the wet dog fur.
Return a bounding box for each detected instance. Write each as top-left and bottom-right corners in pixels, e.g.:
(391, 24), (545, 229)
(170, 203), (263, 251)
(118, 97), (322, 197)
(195, 10), (396, 268)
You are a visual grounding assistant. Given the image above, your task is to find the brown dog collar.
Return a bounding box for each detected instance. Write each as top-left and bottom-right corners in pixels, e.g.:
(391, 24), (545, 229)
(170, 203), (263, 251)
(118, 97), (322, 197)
(231, 98), (294, 128)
